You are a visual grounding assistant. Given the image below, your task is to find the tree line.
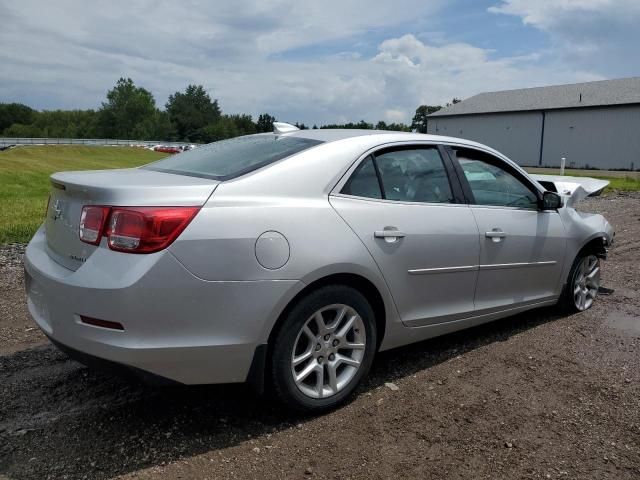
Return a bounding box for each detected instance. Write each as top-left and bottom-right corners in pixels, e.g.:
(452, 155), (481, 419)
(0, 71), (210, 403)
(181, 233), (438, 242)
(0, 77), (460, 142)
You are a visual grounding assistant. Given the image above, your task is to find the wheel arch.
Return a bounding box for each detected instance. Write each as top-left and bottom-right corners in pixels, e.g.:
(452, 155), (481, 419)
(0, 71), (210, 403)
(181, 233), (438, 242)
(578, 234), (609, 260)
(247, 271), (388, 395)
(560, 234), (608, 290)
(559, 235), (604, 313)
(267, 272), (387, 354)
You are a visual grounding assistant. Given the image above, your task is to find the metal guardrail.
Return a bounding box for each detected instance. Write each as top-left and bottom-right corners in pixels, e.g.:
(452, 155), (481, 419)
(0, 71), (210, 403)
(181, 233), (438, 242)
(0, 137), (195, 147)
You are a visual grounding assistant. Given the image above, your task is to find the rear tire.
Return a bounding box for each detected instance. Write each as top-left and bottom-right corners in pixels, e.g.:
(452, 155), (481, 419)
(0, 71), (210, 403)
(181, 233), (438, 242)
(560, 251), (601, 313)
(269, 285), (377, 413)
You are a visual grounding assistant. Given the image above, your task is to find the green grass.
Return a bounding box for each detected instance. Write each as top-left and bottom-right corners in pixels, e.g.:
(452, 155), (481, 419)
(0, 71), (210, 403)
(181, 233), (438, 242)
(604, 176), (640, 191)
(524, 167), (640, 193)
(0, 145), (168, 244)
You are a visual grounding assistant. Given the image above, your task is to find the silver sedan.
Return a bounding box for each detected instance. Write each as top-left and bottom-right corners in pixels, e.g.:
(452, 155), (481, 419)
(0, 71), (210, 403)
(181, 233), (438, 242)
(25, 124), (614, 412)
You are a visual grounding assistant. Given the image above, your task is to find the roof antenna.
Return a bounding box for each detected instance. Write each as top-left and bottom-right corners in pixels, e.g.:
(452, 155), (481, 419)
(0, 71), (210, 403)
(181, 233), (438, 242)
(273, 122), (300, 134)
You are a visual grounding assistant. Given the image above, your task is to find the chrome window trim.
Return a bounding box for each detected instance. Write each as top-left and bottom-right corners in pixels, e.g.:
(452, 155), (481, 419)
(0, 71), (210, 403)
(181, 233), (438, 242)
(330, 192), (470, 208)
(467, 204), (559, 213)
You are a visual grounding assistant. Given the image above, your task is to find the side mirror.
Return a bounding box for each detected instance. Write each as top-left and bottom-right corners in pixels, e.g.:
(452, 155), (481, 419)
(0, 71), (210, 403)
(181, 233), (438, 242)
(541, 191), (563, 210)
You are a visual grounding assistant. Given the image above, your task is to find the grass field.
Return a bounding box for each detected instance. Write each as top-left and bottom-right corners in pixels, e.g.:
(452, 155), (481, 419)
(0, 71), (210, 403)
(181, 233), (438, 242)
(0, 145), (167, 244)
(1, 145), (639, 245)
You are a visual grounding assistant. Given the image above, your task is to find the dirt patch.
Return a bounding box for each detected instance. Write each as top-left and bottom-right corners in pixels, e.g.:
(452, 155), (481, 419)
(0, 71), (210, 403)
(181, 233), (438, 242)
(605, 311), (640, 336)
(0, 244), (45, 355)
(1, 194), (639, 479)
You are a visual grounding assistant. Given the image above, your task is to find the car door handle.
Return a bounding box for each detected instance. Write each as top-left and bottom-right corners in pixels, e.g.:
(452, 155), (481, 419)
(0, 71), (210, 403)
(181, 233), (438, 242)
(485, 229), (506, 243)
(374, 229), (406, 242)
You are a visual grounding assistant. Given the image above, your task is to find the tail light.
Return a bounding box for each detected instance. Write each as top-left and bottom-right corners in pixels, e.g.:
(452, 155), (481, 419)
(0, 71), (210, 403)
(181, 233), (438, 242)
(79, 206), (199, 253)
(105, 207), (199, 253)
(79, 206), (110, 245)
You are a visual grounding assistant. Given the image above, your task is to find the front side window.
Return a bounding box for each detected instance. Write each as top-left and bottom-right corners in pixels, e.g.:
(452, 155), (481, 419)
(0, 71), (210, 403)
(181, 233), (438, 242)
(454, 149), (538, 209)
(144, 134), (323, 180)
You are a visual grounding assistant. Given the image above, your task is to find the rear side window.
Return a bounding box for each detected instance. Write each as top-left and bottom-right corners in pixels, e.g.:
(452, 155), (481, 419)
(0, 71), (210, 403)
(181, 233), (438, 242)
(143, 135), (323, 180)
(341, 157), (382, 199)
(375, 147), (454, 203)
(341, 147), (454, 203)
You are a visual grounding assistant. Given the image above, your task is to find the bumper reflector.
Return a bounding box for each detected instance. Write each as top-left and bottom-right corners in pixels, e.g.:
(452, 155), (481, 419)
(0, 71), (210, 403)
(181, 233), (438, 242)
(80, 315), (125, 331)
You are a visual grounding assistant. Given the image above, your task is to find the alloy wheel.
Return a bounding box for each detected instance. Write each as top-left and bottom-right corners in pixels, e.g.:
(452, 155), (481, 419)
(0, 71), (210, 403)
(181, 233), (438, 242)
(573, 254), (600, 311)
(291, 304), (366, 399)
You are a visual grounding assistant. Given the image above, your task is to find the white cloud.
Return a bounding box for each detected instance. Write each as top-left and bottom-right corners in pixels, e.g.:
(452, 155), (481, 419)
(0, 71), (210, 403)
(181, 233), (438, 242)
(384, 109), (408, 123)
(489, 0), (640, 76)
(364, 34), (599, 118)
(488, 0), (640, 28)
(0, 0), (444, 119)
(0, 0), (633, 126)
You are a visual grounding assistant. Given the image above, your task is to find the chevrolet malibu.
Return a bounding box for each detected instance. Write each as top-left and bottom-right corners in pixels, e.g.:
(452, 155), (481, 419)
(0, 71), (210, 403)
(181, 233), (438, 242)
(25, 124), (614, 412)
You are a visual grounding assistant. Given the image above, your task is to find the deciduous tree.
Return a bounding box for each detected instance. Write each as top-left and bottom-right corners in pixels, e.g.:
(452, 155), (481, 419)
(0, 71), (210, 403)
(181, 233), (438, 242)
(166, 85), (221, 141)
(0, 103), (36, 134)
(256, 113), (276, 133)
(98, 78), (157, 139)
(411, 105), (442, 133)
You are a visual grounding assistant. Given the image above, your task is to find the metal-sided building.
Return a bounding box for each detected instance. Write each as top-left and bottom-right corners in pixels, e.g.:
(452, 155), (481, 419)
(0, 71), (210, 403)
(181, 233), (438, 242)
(427, 77), (640, 171)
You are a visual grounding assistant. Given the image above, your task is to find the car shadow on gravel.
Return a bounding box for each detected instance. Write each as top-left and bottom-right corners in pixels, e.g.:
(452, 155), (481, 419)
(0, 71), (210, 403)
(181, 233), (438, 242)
(0, 306), (566, 480)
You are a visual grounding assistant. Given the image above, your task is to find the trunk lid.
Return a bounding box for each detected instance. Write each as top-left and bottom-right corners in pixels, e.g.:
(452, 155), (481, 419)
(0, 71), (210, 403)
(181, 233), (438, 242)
(44, 168), (218, 270)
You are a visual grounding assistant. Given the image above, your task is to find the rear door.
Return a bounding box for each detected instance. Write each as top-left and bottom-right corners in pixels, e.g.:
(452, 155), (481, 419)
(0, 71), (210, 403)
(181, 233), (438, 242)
(447, 146), (566, 312)
(330, 145), (480, 327)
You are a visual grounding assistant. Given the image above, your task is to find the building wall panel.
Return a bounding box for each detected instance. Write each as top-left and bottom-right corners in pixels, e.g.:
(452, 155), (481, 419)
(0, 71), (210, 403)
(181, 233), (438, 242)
(427, 112), (543, 167)
(542, 105), (640, 170)
(428, 105), (640, 170)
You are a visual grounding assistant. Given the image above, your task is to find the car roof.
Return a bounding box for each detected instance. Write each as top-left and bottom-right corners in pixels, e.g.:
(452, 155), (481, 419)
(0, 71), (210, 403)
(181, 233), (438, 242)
(276, 129), (530, 184)
(281, 128), (497, 152)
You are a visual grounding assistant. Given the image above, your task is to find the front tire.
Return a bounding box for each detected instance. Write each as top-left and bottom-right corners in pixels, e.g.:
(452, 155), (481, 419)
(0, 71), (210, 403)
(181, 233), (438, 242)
(269, 285), (377, 413)
(561, 252), (601, 312)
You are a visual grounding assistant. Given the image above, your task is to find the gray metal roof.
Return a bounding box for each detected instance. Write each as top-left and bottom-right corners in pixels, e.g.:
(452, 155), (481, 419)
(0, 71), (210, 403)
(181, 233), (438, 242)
(429, 76), (640, 117)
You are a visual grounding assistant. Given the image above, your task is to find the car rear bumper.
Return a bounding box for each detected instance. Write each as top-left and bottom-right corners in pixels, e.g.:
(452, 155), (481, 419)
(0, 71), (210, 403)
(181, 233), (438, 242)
(25, 227), (303, 385)
(46, 334), (183, 385)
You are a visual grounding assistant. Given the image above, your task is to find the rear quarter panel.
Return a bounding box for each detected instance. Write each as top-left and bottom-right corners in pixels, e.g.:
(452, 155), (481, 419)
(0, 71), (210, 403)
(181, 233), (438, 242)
(168, 137), (405, 349)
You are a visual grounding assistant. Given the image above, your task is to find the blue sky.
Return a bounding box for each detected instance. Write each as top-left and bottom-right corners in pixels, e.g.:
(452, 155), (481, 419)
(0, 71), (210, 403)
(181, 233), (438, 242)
(430, 1), (548, 55)
(1, 0), (638, 125)
(274, 1), (549, 60)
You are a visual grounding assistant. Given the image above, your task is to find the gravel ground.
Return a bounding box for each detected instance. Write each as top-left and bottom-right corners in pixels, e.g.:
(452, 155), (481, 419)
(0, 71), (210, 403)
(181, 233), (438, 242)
(0, 243), (45, 356)
(0, 194), (639, 480)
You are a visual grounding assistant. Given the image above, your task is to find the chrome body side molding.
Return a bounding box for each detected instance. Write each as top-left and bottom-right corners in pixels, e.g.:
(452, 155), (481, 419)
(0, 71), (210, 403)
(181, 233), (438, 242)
(408, 260), (556, 275)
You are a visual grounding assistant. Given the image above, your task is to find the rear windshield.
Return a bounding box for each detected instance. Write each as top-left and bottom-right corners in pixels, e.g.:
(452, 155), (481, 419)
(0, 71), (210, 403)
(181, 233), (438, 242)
(143, 134), (323, 180)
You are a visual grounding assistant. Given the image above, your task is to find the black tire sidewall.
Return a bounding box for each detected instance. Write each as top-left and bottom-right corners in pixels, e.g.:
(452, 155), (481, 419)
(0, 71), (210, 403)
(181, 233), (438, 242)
(270, 285), (377, 413)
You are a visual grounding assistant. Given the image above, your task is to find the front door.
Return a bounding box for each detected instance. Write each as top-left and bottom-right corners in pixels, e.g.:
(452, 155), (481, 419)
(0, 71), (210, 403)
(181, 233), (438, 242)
(450, 147), (566, 312)
(330, 146), (480, 327)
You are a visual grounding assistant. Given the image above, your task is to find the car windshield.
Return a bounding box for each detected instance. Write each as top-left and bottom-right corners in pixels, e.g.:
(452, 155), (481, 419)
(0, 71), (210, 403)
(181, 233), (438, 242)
(143, 134), (324, 180)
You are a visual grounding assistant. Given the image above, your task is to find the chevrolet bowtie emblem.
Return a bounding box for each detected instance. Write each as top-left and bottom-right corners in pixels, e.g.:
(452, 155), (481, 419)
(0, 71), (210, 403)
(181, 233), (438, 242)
(52, 199), (62, 220)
